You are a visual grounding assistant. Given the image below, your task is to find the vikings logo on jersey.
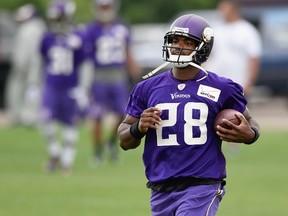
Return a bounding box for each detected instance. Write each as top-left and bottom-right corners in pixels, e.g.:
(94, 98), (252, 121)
(126, 69), (247, 182)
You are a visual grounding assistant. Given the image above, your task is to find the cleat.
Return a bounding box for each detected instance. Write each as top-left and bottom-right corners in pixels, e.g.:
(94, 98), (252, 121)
(44, 157), (59, 173)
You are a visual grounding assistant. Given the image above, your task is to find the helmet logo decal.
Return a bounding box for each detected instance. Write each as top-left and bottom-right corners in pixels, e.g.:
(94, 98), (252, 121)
(172, 27), (189, 33)
(202, 27), (214, 43)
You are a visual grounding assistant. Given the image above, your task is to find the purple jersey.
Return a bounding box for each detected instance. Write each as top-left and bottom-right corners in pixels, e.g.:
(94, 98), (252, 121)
(126, 70), (247, 183)
(40, 29), (86, 89)
(40, 28), (87, 125)
(85, 20), (131, 68)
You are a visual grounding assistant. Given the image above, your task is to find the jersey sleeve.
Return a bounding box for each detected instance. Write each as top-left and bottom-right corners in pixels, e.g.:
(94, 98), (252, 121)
(81, 24), (95, 61)
(39, 35), (47, 56)
(223, 80), (247, 113)
(125, 82), (147, 118)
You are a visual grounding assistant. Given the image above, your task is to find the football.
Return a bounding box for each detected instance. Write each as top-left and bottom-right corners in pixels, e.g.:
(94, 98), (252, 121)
(214, 109), (241, 130)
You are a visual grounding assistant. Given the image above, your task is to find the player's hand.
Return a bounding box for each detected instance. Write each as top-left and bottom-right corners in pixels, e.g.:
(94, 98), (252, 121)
(216, 112), (255, 143)
(69, 87), (89, 110)
(138, 107), (162, 133)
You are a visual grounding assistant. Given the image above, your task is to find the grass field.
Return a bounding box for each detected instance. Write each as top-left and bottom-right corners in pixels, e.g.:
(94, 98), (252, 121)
(0, 125), (287, 216)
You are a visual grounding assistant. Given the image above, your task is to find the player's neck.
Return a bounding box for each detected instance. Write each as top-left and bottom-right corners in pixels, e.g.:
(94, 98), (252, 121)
(172, 66), (200, 81)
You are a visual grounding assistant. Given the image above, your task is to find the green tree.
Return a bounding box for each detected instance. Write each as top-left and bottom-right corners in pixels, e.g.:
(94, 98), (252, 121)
(120, 0), (218, 23)
(0, 0), (218, 24)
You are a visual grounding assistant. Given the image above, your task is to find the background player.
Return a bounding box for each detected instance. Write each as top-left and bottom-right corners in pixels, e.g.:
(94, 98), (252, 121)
(204, 0), (262, 154)
(84, 0), (141, 164)
(118, 14), (260, 215)
(40, 0), (88, 175)
(204, 0), (262, 97)
(6, 4), (46, 126)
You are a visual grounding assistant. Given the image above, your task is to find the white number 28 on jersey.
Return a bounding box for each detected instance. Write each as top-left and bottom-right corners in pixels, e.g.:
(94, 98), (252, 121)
(155, 102), (208, 146)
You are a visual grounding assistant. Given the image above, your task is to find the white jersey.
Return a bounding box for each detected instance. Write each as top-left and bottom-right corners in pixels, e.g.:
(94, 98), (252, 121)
(204, 19), (262, 86)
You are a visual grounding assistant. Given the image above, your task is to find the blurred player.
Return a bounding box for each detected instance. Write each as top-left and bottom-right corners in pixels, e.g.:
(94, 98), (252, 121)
(118, 14), (261, 215)
(204, 0), (262, 154)
(6, 4), (46, 126)
(84, 0), (141, 164)
(205, 0), (262, 97)
(40, 0), (88, 175)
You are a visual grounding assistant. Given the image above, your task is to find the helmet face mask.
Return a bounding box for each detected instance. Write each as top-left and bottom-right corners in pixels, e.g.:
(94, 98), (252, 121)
(162, 14), (214, 68)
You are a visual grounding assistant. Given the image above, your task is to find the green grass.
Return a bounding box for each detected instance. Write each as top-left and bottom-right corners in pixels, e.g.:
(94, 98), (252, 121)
(0, 126), (287, 216)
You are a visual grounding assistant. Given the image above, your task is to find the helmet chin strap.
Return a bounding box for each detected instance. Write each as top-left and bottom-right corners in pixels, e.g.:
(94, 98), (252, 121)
(142, 40), (208, 81)
(188, 62), (208, 82)
(142, 62), (170, 79)
(172, 41), (208, 82)
(142, 61), (208, 82)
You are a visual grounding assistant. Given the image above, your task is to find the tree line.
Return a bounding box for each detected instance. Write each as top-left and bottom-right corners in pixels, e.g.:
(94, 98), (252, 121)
(0, 0), (218, 24)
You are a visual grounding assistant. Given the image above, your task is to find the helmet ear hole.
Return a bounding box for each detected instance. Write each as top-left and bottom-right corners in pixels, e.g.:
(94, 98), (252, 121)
(194, 40), (214, 65)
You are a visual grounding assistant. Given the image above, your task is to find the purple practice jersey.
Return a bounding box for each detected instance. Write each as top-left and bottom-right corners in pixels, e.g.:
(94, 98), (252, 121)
(40, 29), (87, 89)
(126, 70), (247, 183)
(85, 20), (131, 68)
(40, 28), (87, 125)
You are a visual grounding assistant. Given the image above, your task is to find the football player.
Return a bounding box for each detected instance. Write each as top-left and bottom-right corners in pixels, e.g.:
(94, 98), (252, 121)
(84, 0), (141, 164)
(118, 14), (261, 215)
(40, 0), (88, 175)
(6, 4), (46, 126)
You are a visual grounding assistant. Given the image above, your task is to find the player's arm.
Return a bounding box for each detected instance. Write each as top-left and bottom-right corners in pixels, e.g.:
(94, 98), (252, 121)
(118, 107), (162, 150)
(244, 57), (261, 95)
(125, 45), (142, 80)
(216, 107), (260, 144)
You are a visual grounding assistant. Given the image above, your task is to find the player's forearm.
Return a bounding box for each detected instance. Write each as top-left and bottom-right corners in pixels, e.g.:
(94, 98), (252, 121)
(79, 60), (94, 90)
(126, 47), (142, 79)
(118, 123), (142, 150)
(245, 58), (260, 94)
(243, 109), (261, 145)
